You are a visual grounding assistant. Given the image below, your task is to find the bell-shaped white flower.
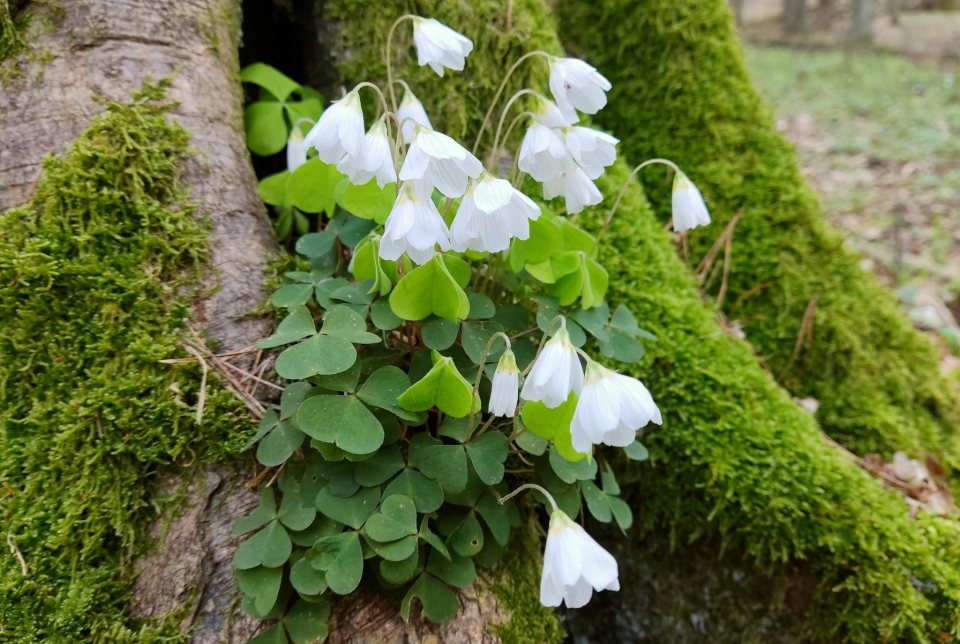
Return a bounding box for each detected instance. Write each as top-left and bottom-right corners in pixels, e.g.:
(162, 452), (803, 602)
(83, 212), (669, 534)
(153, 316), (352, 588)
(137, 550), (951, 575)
(412, 17), (473, 77)
(548, 57), (612, 123)
(304, 89), (365, 165)
(286, 127), (308, 172)
(399, 125), (483, 199)
(489, 349), (520, 417)
(542, 167), (603, 214)
(671, 171), (711, 232)
(380, 181), (450, 265)
(563, 127), (618, 180)
(450, 172), (540, 254)
(570, 361), (662, 453)
(518, 121), (574, 183)
(520, 325), (583, 408)
(397, 87), (433, 144)
(337, 117), (396, 188)
(534, 94), (574, 128)
(540, 509), (619, 608)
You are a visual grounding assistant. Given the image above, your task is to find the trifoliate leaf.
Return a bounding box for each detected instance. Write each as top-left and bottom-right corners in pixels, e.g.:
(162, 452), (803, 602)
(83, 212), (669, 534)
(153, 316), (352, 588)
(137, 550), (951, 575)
(520, 396), (577, 441)
(383, 469), (444, 514)
(354, 444), (405, 486)
(625, 439), (650, 461)
(290, 557), (328, 596)
(272, 283), (314, 309)
(397, 355), (478, 418)
(297, 395), (383, 455)
(466, 432), (508, 485)
(314, 486), (380, 529)
(426, 550), (475, 588)
(283, 598), (331, 644)
(306, 531), (363, 595)
(288, 158), (342, 215)
(356, 366), (423, 423)
(258, 305), (316, 349)
(319, 305), (380, 344)
(233, 487), (278, 535)
(363, 495), (417, 542)
(233, 520), (292, 569)
(411, 445), (468, 494)
(526, 251), (580, 284)
(389, 256), (470, 323)
(421, 316), (459, 351)
(275, 335), (357, 380)
(401, 573), (459, 624)
(257, 421), (305, 467)
(340, 179), (395, 224)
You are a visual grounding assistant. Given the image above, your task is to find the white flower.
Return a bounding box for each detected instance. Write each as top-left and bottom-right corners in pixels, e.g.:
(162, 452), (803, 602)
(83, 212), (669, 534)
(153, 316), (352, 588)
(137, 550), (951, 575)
(534, 94), (574, 128)
(520, 326), (583, 408)
(562, 127), (618, 180)
(671, 171), (711, 232)
(450, 173), (540, 254)
(569, 361), (662, 453)
(548, 57), (612, 123)
(412, 17), (473, 77)
(337, 117), (396, 188)
(518, 121), (574, 183)
(399, 125), (483, 199)
(540, 510), (619, 609)
(489, 349), (520, 417)
(304, 89), (365, 165)
(286, 127), (307, 172)
(543, 167), (603, 214)
(380, 181), (450, 265)
(397, 87), (433, 144)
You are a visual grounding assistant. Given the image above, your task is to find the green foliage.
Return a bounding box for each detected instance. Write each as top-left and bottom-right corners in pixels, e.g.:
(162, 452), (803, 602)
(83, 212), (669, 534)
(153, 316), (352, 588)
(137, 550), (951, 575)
(555, 0), (959, 465)
(574, 160), (960, 642)
(241, 63), (323, 156)
(0, 78), (246, 643)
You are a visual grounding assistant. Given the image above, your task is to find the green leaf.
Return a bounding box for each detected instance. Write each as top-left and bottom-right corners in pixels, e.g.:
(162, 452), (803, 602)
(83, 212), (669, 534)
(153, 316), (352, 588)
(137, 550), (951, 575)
(236, 566), (284, 616)
(233, 487), (278, 535)
(460, 320), (506, 364)
(284, 97), (324, 126)
(259, 171), (290, 206)
(380, 547), (420, 585)
(448, 510), (484, 556)
(437, 415), (479, 443)
(278, 485), (317, 531)
(401, 574), (460, 623)
(520, 395), (577, 441)
(580, 255), (609, 309)
(337, 216), (378, 247)
(290, 515), (344, 548)
(356, 366), (423, 423)
(243, 407), (280, 451)
(284, 598), (331, 644)
(557, 218), (596, 253)
(492, 303), (532, 332)
(233, 520), (292, 569)
(306, 531), (363, 595)
(245, 102), (288, 156)
(515, 429), (547, 456)
(475, 491), (511, 546)
(624, 440), (649, 461)
(609, 304), (643, 337)
(421, 316), (460, 351)
(466, 292), (496, 319)
(599, 329), (645, 363)
(319, 305), (380, 344)
(272, 284), (314, 309)
(364, 494), (417, 542)
(412, 445), (467, 494)
(340, 179), (396, 224)
(466, 432), (508, 485)
(241, 63), (300, 101)
(257, 421), (305, 467)
(371, 299), (402, 330)
(250, 623), (289, 644)
(571, 302), (610, 342)
(601, 465), (621, 495)
(608, 495), (634, 530)
(258, 305), (316, 349)
(553, 417), (589, 463)
(290, 557), (328, 596)
(364, 532), (417, 561)
(311, 359), (361, 393)
(513, 216), (559, 266)
(418, 517), (450, 560)
(389, 256), (470, 324)
(426, 550), (475, 588)
(525, 251), (580, 284)
(580, 479), (612, 523)
(441, 254), (472, 288)
(314, 486), (380, 529)
(296, 231), (338, 259)
(549, 262), (584, 306)
(281, 382), (315, 420)
(383, 469), (444, 514)
(275, 335), (357, 380)
(288, 158), (342, 215)
(397, 354), (477, 418)
(298, 395), (383, 455)
(354, 444), (405, 486)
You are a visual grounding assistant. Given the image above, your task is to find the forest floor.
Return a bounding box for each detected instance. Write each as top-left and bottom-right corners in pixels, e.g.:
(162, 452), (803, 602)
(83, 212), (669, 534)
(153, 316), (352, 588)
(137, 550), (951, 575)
(743, 41), (960, 378)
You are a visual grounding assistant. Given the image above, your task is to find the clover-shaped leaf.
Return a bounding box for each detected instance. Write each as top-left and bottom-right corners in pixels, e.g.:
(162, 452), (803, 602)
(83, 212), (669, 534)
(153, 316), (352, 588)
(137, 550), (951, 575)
(390, 255), (469, 323)
(236, 565), (284, 618)
(398, 353), (478, 418)
(258, 306), (316, 350)
(357, 366), (424, 423)
(466, 432), (508, 486)
(314, 485), (380, 529)
(380, 547), (420, 585)
(298, 395), (384, 455)
(382, 469), (444, 514)
(320, 305), (380, 344)
(233, 487), (278, 535)
(290, 557), (328, 596)
(233, 520), (292, 570)
(305, 531), (363, 595)
(363, 495), (417, 542)
(275, 335), (357, 381)
(284, 598), (331, 644)
(401, 573), (459, 624)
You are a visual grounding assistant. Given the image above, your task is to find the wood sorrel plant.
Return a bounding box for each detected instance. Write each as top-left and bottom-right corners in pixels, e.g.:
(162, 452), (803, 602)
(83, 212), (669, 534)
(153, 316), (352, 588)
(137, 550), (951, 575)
(234, 15), (712, 643)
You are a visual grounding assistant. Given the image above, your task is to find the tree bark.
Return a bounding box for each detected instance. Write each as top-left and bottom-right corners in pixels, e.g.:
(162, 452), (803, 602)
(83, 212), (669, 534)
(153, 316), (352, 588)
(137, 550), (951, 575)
(784, 0), (807, 33)
(0, 1), (513, 641)
(850, 0), (875, 39)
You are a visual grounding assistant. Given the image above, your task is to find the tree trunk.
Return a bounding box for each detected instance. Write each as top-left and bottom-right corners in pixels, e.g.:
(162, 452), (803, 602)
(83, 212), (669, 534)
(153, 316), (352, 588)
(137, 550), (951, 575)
(730, 0), (745, 26)
(0, 1), (517, 641)
(850, 0), (875, 39)
(784, 0), (807, 33)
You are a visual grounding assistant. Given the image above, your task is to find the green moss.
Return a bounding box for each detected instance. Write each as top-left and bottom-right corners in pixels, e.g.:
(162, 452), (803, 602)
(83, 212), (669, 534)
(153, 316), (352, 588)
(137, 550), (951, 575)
(0, 78), (247, 643)
(555, 0), (959, 466)
(572, 160), (960, 642)
(485, 519), (565, 644)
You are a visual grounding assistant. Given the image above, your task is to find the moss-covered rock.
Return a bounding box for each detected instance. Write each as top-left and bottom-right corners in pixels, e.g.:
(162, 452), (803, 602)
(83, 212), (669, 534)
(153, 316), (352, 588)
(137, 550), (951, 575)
(0, 78), (246, 643)
(555, 0), (959, 465)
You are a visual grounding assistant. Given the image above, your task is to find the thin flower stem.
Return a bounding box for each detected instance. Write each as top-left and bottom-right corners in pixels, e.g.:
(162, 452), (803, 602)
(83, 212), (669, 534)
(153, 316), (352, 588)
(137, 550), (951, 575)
(491, 89), (539, 163)
(495, 111), (536, 173)
(386, 14), (418, 115)
(291, 117), (317, 133)
(472, 50), (552, 155)
(469, 331), (513, 428)
(574, 346), (593, 363)
(498, 483), (559, 513)
(473, 413), (498, 439)
(596, 158), (681, 246)
(354, 82), (393, 124)
(520, 315), (565, 379)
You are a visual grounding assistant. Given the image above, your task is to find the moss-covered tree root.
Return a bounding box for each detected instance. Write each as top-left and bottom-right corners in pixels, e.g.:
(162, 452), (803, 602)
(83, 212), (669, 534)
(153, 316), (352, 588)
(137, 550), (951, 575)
(0, 79), (246, 644)
(556, 0), (959, 466)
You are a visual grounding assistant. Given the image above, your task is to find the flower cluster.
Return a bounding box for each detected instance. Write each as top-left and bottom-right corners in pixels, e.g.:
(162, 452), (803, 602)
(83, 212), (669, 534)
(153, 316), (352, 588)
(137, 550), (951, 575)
(242, 12), (717, 634)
